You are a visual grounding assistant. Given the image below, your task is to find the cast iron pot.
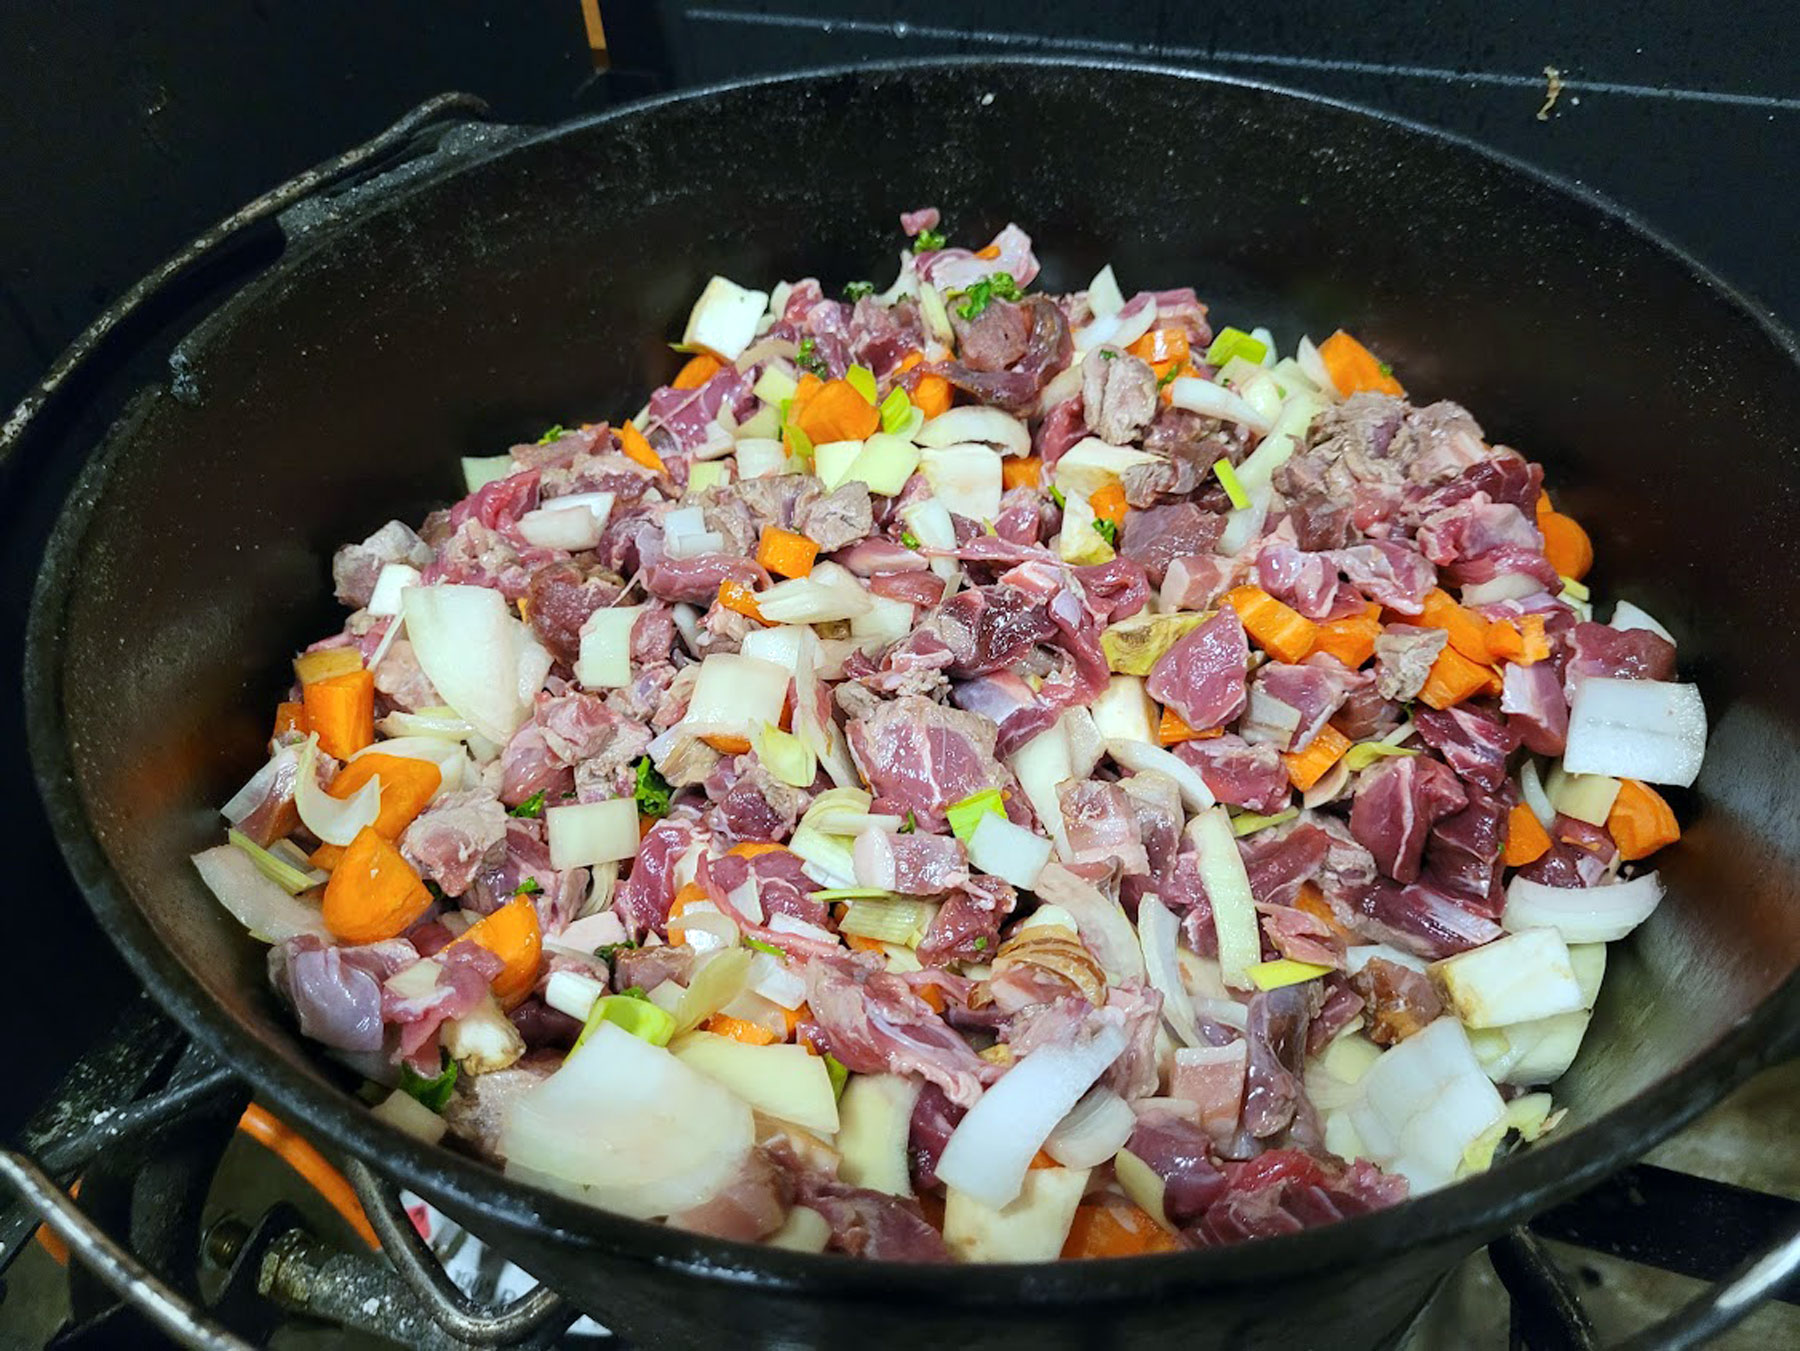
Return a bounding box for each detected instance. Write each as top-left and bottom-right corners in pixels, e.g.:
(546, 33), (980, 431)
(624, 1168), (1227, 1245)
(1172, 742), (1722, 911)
(18, 59), (1800, 1349)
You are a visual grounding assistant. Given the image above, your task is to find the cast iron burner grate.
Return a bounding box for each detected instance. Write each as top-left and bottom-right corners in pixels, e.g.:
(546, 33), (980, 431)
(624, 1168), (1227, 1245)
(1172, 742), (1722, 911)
(0, 996), (1795, 1351)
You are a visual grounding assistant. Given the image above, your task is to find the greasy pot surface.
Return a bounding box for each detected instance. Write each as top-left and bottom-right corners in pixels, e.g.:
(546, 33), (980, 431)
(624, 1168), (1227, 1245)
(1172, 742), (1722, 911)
(26, 59), (1800, 1349)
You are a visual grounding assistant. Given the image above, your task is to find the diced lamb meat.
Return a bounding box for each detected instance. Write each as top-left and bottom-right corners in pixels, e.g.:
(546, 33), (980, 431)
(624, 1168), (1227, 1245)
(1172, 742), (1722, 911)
(1348, 958), (1444, 1046)
(1338, 877), (1504, 959)
(1412, 703), (1520, 794)
(1244, 657), (1360, 753)
(439, 1056), (557, 1162)
(643, 553), (768, 604)
(922, 296), (1072, 414)
(1240, 983), (1320, 1139)
(732, 474), (821, 533)
(847, 695), (1014, 833)
(916, 874), (1016, 966)
(1424, 795), (1508, 913)
(1373, 624), (1448, 701)
(1146, 606), (1250, 730)
(613, 818), (700, 939)
(1331, 679), (1403, 742)
(1174, 733), (1292, 814)
(953, 297), (1031, 371)
(1349, 755), (1468, 883)
(796, 482), (875, 552)
(372, 638), (441, 712)
(1238, 822), (1330, 908)
(1120, 771), (1185, 874)
(1057, 779), (1150, 874)
(1255, 539), (1359, 621)
(803, 961), (1000, 1107)
(1564, 621), (1677, 698)
(793, 1177), (949, 1262)
(332, 520), (433, 608)
(1126, 1113), (1227, 1227)
(1081, 345), (1159, 445)
(1120, 503), (1224, 586)
(400, 789), (508, 897)
(1329, 541), (1437, 614)
(1035, 395), (1088, 471)
(1501, 660), (1569, 755)
(704, 758), (809, 845)
(524, 562), (625, 666)
(1161, 553), (1252, 611)
(1390, 400), (1492, 488)
(1259, 902), (1341, 968)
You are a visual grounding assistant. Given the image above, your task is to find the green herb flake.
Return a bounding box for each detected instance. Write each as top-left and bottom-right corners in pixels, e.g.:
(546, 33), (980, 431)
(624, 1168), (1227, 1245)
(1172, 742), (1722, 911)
(900, 529), (921, 549)
(1099, 349), (1119, 361)
(824, 1053), (850, 1098)
(399, 1054), (457, 1113)
(509, 790), (547, 819)
(1094, 518), (1119, 547)
(514, 876), (543, 897)
(745, 937), (784, 956)
(973, 935), (989, 951)
(913, 227), (948, 253)
(1048, 484), (1067, 510)
(1378, 361), (1395, 377)
(1157, 362), (1185, 389)
(843, 280), (876, 301)
(952, 272), (1025, 322)
(899, 810), (917, 835)
(796, 335), (828, 377)
(536, 424), (567, 445)
(634, 756), (674, 819)
(595, 939), (639, 963)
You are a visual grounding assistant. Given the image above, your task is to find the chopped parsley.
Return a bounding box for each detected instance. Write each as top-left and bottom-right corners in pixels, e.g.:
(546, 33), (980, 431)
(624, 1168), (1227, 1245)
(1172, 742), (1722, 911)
(951, 272), (1024, 321)
(1378, 361), (1395, 377)
(508, 790), (547, 819)
(536, 424), (567, 445)
(1047, 484), (1067, 510)
(1157, 362), (1186, 389)
(899, 810), (917, 835)
(843, 280), (875, 301)
(745, 937), (784, 956)
(1099, 349), (1119, 361)
(900, 529), (921, 549)
(595, 939), (638, 964)
(634, 756), (674, 818)
(617, 985), (649, 1002)
(973, 935), (989, 952)
(796, 335), (828, 377)
(1094, 518), (1119, 547)
(398, 1054), (457, 1113)
(912, 226), (948, 253)
(514, 876), (543, 897)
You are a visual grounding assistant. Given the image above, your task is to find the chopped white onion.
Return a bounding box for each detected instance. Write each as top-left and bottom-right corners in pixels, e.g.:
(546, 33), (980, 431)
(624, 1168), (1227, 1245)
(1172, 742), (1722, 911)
(1137, 895), (1201, 1046)
(372, 1089), (449, 1145)
(898, 498), (960, 582)
(1502, 871), (1665, 943)
(1563, 678), (1706, 787)
(919, 443), (1003, 522)
(293, 736), (380, 846)
(1187, 806), (1260, 990)
(660, 505), (724, 560)
(788, 825), (858, 889)
(1519, 760), (1557, 829)
(682, 652), (791, 739)
(1085, 264), (1125, 321)
(733, 437), (789, 479)
(502, 1023), (753, 1219)
(1051, 437), (1163, 503)
(748, 952), (807, 1010)
(555, 908), (626, 954)
(544, 969), (608, 1023)
(966, 812), (1052, 891)
(1110, 295), (1157, 350)
(402, 585), (546, 744)
(789, 625), (861, 789)
(1046, 1087), (1137, 1170)
(1431, 927), (1586, 1028)
(1105, 737), (1216, 811)
(1471, 1010), (1592, 1087)
(461, 455), (514, 493)
(1008, 722), (1074, 856)
(755, 570), (874, 624)
(1032, 864), (1147, 986)
(221, 743), (299, 825)
(1231, 392), (1320, 494)
(682, 275), (769, 361)
(1168, 376), (1274, 435)
(1611, 600), (1674, 642)
(915, 406), (1030, 458)
(1216, 484), (1273, 556)
(350, 735), (468, 797)
(574, 604), (644, 692)
(1345, 1016), (1507, 1192)
(1089, 675), (1159, 746)
(366, 564), (421, 618)
(191, 843), (333, 943)
(518, 498), (608, 552)
(1460, 572), (1546, 606)
(1295, 335), (1337, 398)
(936, 1021), (1130, 1209)
(546, 798), (639, 870)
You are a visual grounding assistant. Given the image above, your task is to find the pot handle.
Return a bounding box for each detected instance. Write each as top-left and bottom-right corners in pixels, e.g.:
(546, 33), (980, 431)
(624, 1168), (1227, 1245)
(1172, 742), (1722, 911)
(1491, 1221), (1800, 1350)
(341, 1157), (573, 1347)
(0, 90), (499, 467)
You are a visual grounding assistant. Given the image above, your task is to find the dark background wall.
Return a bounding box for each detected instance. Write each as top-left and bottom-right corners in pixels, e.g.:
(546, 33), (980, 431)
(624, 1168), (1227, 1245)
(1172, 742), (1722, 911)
(0, 2), (1793, 1126)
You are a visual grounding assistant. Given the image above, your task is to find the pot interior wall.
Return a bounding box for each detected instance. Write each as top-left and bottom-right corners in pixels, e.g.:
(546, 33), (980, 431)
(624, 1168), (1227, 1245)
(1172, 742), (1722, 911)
(36, 62), (1800, 1325)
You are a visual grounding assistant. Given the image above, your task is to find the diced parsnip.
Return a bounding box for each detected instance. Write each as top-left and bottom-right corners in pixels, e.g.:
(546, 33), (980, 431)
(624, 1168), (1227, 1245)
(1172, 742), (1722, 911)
(1088, 675), (1159, 745)
(371, 1089), (449, 1144)
(813, 438), (864, 491)
(765, 1205), (832, 1253)
(1057, 490), (1115, 565)
(672, 1033), (840, 1135)
(752, 366), (798, 406)
(1431, 927), (1585, 1028)
(1545, 764), (1622, 827)
(575, 605), (645, 690)
(920, 443), (1003, 522)
(836, 1074), (923, 1196)
(944, 1166), (1092, 1262)
(682, 276), (770, 360)
(683, 653), (791, 738)
(1111, 1149), (1178, 1232)
(461, 454), (515, 493)
(841, 434), (922, 496)
(1052, 437), (1163, 501)
(1101, 611), (1208, 675)
(546, 798), (640, 869)
(442, 995), (525, 1075)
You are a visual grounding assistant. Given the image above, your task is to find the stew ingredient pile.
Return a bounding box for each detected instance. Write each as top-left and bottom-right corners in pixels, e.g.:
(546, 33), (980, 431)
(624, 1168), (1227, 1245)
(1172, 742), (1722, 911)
(197, 210), (1706, 1262)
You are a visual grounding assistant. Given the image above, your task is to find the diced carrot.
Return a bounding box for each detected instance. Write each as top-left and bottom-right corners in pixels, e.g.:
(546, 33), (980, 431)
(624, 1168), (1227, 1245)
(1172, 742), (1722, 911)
(844, 933), (886, 953)
(273, 700), (309, 739)
(974, 242), (1001, 260)
(1487, 614), (1551, 665)
(1089, 482), (1128, 531)
(450, 895), (543, 1005)
(1002, 456), (1042, 490)
(1293, 880), (1350, 938)
(619, 419), (666, 474)
(1308, 604), (1383, 669)
(728, 841), (787, 859)
(781, 1001), (812, 1037)
(1536, 491), (1554, 520)
(756, 525), (820, 579)
(705, 1013), (780, 1046)
(310, 842), (345, 871)
(1127, 327), (1190, 366)
(321, 826), (432, 943)
(1062, 1200), (1183, 1258)
(666, 881), (710, 943)
(911, 372), (953, 420)
(1417, 645), (1497, 710)
(1540, 511), (1593, 581)
(797, 379), (881, 445)
(1158, 707), (1221, 746)
(1282, 725), (1352, 791)
(292, 646), (362, 687)
(304, 670), (375, 760)
(1224, 586), (1319, 665)
(717, 578), (766, 624)
(1416, 588), (1492, 663)
(1027, 1148), (1060, 1170)
(1607, 779), (1680, 861)
(700, 733), (752, 755)
(672, 353), (723, 390)
(327, 753), (442, 839)
(1503, 803), (1553, 867)
(896, 351), (926, 374)
(1318, 330), (1406, 398)
(917, 982), (947, 1013)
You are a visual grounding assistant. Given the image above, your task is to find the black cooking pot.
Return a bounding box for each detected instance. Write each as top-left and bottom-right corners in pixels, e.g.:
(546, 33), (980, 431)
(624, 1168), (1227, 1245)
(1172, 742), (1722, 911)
(15, 60), (1800, 1349)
